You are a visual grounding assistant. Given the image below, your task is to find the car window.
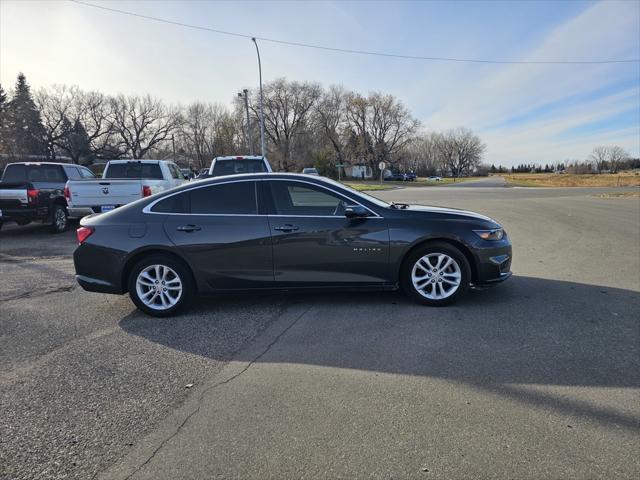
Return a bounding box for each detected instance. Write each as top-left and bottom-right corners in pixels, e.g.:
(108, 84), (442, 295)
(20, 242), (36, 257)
(211, 159), (266, 176)
(16, 165), (66, 183)
(168, 163), (182, 179)
(79, 167), (95, 178)
(269, 181), (346, 216)
(64, 166), (82, 180)
(2, 164), (26, 182)
(104, 162), (163, 179)
(151, 191), (190, 213)
(190, 181), (257, 214)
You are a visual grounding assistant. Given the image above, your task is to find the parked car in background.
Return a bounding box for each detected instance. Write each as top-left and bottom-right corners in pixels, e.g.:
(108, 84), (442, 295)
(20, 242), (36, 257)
(74, 173), (512, 316)
(180, 168), (196, 180)
(386, 171), (416, 181)
(301, 167), (320, 176)
(207, 156), (272, 177)
(65, 160), (186, 218)
(0, 162), (95, 232)
(428, 176), (442, 182)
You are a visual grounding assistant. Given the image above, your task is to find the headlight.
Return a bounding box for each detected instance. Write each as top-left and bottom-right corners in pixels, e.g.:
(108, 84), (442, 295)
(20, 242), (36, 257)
(473, 228), (504, 241)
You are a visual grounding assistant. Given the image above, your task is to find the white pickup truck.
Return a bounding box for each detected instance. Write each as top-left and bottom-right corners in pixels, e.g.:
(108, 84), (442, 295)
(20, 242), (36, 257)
(65, 160), (187, 217)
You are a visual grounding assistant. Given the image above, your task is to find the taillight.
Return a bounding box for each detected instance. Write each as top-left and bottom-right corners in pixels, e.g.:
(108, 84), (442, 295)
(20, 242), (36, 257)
(142, 185), (152, 197)
(76, 226), (94, 244)
(27, 188), (39, 204)
(64, 185), (71, 201)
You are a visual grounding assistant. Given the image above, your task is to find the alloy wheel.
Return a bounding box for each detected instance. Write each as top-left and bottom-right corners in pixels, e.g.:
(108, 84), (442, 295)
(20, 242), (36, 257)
(411, 253), (462, 300)
(135, 264), (183, 310)
(54, 208), (67, 230)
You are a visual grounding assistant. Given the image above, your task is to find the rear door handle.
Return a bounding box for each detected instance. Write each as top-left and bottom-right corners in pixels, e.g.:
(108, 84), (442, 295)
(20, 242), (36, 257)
(273, 224), (299, 232)
(176, 224), (201, 232)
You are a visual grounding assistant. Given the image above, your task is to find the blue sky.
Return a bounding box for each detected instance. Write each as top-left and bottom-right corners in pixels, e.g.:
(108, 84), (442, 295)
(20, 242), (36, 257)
(1, 0), (638, 166)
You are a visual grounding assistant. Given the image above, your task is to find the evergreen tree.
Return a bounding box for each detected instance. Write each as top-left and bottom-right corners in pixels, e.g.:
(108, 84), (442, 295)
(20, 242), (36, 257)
(0, 83), (8, 154)
(7, 73), (47, 157)
(61, 117), (92, 163)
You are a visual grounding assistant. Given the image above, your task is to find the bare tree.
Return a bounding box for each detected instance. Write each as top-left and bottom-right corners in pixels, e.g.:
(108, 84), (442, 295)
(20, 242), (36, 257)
(406, 133), (441, 175)
(435, 128), (485, 177)
(344, 91), (419, 172)
(36, 86), (117, 163)
(248, 78), (321, 171)
(607, 145), (630, 173)
(313, 85), (348, 165)
(588, 145), (631, 173)
(35, 85), (75, 160)
(589, 146), (610, 172)
(109, 94), (182, 159)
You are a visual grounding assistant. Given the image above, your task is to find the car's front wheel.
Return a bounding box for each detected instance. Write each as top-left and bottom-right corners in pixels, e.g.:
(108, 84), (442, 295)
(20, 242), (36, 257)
(401, 242), (471, 306)
(128, 255), (194, 317)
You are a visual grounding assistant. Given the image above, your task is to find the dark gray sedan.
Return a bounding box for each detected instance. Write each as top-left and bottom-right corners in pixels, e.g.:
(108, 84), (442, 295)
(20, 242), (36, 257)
(73, 173), (512, 316)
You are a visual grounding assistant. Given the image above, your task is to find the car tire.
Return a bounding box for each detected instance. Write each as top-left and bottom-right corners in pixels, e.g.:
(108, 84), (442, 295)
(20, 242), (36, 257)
(128, 255), (194, 317)
(50, 205), (68, 233)
(401, 242), (471, 306)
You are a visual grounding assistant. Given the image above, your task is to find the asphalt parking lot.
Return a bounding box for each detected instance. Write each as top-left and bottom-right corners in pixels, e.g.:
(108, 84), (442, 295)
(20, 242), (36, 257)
(1, 180), (639, 480)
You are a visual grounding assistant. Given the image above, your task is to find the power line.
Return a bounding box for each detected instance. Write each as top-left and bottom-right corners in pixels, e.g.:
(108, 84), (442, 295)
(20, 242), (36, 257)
(70, 0), (640, 65)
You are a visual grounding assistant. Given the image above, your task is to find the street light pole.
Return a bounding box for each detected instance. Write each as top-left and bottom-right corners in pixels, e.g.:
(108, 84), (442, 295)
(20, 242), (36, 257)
(242, 89), (253, 155)
(251, 37), (266, 158)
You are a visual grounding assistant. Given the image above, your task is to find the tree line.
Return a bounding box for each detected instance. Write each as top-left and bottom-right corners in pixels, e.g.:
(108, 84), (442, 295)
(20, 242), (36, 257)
(0, 73), (488, 177)
(1, 73), (634, 177)
(490, 144), (638, 176)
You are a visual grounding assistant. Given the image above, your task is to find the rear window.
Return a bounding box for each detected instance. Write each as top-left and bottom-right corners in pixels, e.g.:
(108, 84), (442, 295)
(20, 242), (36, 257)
(151, 192), (190, 213)
(2, 164), (65, 183)
(211, 159), (266, 176)
(105, 162), (163, 180)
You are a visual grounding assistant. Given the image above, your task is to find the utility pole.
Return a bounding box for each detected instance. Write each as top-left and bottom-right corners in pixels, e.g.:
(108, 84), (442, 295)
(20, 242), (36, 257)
(238, 89), (253, 155)
(171, 134), (176, 163)
(252, 37), (266, 159)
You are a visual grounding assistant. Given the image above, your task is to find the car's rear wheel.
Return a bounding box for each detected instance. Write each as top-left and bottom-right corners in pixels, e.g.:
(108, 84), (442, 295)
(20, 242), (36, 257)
(50, 205), (68, 233)
(401, 242), (471, 306)
(128, 255), (194, 317)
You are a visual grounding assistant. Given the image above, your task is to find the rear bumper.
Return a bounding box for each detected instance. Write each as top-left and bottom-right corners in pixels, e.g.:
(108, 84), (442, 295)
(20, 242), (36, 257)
(0, 206), (49, 222)
(74, 243), (127, 294)
(76, 274), (123, 294)
(68, 207), (97, 218)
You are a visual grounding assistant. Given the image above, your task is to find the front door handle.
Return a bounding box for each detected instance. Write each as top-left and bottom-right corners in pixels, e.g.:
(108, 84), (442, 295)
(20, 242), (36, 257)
(273, 224), (299, 232)
(176, 224), (201, 232)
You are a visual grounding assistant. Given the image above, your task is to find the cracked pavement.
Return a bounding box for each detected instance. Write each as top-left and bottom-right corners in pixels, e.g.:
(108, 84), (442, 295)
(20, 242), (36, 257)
(2, 185), (640, 480)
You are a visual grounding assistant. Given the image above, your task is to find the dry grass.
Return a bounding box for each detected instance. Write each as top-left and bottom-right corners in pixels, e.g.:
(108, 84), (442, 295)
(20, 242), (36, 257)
(343, 182), (396, 191)
(500, 172), (640, 187)
(344, 177), (482, 190)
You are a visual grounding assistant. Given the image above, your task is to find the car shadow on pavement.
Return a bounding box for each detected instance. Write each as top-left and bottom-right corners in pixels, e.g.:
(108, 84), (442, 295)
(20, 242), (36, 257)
(119, 275), (640, 430)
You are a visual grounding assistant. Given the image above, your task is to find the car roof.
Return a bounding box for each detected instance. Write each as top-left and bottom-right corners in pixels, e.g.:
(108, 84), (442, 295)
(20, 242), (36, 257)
(8, 162), (70, 167)
(212, 156), (267, 161)
(107, 159), (168, 164)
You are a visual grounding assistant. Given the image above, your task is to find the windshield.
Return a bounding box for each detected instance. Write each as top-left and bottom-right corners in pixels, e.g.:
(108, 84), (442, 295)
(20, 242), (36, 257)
(320, 177), (391, 208)
(212, 159), (267, 176)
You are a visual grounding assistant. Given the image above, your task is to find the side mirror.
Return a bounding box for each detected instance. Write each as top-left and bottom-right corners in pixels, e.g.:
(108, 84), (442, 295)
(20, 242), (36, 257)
(344, 204), (369, 218)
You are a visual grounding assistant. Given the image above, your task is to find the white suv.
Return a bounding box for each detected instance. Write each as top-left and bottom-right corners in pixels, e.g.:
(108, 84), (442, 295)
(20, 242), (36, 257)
(207, 156), (272, 177)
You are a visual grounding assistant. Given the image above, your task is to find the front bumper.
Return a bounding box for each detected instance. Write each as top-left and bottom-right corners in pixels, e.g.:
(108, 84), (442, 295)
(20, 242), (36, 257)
(472, 241), (513, 285)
